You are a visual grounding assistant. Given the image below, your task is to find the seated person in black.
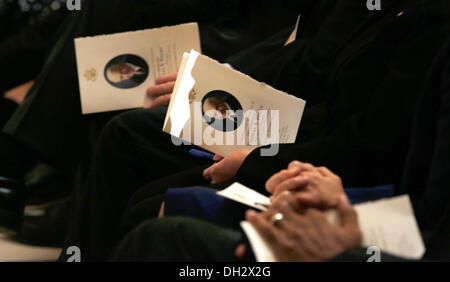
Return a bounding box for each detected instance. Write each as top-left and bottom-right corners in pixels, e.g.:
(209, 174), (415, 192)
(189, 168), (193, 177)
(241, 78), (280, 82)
(0, 0), (301, 230)
(0, 0), (68, 126)
(113, 37), (450, 262)
(60, 0), (450, 261)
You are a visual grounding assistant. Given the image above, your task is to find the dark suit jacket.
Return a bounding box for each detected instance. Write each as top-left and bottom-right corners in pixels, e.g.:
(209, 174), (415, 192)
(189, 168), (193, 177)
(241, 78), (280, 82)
(398, 38), (450, 231)
(333, 39), (450, 262)
(118, 39), (450, 262)
(237, 0), (450, 191)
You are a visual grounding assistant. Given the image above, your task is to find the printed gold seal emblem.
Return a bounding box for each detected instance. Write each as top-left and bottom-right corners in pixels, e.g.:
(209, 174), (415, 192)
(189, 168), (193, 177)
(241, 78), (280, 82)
(84, 68), (97, 82)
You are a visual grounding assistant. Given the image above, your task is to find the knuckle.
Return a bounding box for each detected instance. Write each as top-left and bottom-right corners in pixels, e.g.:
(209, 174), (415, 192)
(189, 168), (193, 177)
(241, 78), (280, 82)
(293, 176), (303, 183)
(279, 237), (293, 249)
(279, 199), (290, 209)
(305, 209), (317, 217)
(310, 210), (325, 221)
(282, 240), (296, 251)
(297, 176), (309, 185)
(308, 173), (319, 181)
(272, 199), (283, 210)
(279, 191), (291, 201)
(291, 230), (304, 243)
(305, 209), (320, 220)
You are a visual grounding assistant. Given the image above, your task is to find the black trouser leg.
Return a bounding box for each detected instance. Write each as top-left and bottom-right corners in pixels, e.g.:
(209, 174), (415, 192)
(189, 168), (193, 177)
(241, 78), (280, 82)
(0, 98), (16, 127)
(0, 133), (38, 179)
(119, 168), (232, 237)
(62, 108), (212, 261)
(111, 217), (244, 262)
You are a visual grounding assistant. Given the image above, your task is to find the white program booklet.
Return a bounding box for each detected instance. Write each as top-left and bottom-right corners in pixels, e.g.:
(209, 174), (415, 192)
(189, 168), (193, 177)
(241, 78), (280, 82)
(75, 23), (201, 114)
(217, 183), (425, 261)
(163, 50), (306, 157)
(217, 182), (271, 211)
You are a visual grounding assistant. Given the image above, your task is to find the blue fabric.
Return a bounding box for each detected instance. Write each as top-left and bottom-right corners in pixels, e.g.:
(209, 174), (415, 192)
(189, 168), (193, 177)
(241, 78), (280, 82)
(165, 187), (225, 222)
(165, 187), (248, 230)
(345, 185), (394, 204)
(164, 185), (395, 228)
(188, 149), (215, 161)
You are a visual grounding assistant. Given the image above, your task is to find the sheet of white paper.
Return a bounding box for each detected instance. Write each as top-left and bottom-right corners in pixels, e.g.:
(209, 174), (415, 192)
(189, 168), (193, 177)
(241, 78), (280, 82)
(240, 221), (278, 262)
(355, 195), (425, 259)
(75, 23), (201, 114)
(217, 183), (339, 221)
(163, 50), (306, 157)
(167, 51), (199, 137)
(218, 183), (425, 261)
(217, 182), (270, 211)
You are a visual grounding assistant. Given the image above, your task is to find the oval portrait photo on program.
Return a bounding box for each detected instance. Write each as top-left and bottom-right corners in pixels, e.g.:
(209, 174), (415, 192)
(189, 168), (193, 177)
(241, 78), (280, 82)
(104, 54), (149, 89)
(201, 90), (243, 132)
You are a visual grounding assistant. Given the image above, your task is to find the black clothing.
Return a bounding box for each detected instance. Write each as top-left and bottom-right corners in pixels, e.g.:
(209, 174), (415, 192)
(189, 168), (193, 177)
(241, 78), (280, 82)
(111, 204), (450, 261)
(398, 39), (450, 231)
(237, 0), (450, 190)
(63, 0), (450, 261)
(0, 0), (68, 94)
(0, 0), (67, 132)
(1, 0), (300, 174)
(114, 37), (450, 263)
(111, 217), (246, 262)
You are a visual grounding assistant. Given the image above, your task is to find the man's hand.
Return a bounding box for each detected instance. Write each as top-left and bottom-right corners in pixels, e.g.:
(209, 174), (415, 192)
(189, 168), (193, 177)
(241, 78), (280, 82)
(203, 150), (251, 184)
(246, 193), (362, 262)
(266, 161), (345, 204)
(145, 72), (178, 108)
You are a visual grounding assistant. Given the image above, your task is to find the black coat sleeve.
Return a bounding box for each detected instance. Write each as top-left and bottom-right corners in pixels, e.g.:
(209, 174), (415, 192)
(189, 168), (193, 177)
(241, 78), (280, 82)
(237, 15), (450, 191)
(405, 40), (450, 230)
